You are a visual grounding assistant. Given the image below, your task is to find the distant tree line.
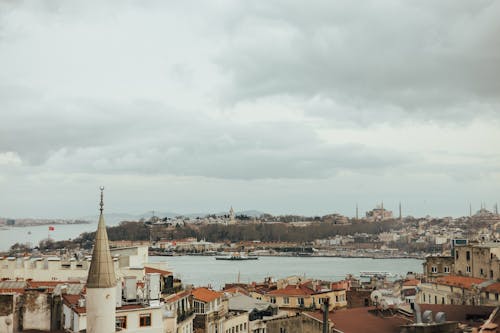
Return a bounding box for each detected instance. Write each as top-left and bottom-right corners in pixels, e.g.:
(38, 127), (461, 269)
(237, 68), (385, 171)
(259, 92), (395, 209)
(6, 219), (403, 254)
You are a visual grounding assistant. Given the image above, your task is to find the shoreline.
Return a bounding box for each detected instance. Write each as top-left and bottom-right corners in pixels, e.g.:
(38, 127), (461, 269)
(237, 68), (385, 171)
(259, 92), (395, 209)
(149, 252), (424, 260)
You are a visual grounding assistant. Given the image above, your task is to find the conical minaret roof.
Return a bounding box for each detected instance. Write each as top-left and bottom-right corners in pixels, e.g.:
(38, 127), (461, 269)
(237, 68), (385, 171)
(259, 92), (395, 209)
(86, 187), (116, 288)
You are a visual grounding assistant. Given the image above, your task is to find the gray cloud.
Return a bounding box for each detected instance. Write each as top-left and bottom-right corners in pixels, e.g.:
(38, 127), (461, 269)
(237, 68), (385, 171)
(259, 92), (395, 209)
(216, 1), (500, 121)
(0, 1), (498, 217)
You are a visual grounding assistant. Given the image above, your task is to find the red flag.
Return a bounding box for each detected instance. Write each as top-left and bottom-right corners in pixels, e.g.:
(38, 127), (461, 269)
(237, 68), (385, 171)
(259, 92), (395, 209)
(48, 226), (55, 231)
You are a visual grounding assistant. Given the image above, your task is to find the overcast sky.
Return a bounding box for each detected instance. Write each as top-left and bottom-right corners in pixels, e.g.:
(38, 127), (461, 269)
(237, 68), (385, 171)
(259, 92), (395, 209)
(0, 0), (499, 219)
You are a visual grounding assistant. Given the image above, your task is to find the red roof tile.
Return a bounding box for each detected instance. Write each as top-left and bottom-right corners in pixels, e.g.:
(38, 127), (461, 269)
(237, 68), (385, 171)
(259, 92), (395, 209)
(145, 266), (172, 276)
(267, 285), (315, 296)
(483, 282), (500, 293)
(166, 290), (191, 303)
(435, 275), (486, 289)
(192, 287), (222, 303)
(402, 279), (420, 287)
(307, 307), (410, 333)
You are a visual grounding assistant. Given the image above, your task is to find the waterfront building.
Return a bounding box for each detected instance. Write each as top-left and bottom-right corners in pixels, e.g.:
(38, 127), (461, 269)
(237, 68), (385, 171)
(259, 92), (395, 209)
(0, 245), (164, 282)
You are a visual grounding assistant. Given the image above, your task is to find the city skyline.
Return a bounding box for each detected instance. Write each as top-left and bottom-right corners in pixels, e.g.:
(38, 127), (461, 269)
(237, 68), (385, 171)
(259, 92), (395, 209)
(0, 1), (499, 218)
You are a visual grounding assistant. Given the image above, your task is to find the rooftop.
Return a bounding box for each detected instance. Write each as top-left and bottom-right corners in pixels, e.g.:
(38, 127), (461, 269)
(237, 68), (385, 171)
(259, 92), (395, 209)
(192, 287), (222, 303)
(435, 275), (486, 289)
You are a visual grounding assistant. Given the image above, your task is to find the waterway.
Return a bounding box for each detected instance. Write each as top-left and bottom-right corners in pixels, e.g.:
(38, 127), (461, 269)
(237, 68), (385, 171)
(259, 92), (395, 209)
(0, 223), (97, 251)
(151, 255), (424, 289)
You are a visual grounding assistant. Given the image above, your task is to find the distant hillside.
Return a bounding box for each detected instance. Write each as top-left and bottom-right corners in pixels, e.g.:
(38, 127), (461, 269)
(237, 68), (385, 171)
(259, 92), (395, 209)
(79, 210), (265, 226)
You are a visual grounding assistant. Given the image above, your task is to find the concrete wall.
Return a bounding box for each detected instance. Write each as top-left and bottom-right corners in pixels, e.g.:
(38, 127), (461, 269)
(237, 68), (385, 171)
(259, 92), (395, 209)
(117, 307), (164, 333)
(21, 291), (51, 331)
(0, 294), (16, 333)
(454, 244), (500, 279)
(223, 312), (248, 333)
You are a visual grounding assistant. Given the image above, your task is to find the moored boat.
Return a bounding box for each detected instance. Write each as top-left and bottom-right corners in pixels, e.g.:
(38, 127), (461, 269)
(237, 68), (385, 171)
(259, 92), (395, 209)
(215, 252), (258, 260)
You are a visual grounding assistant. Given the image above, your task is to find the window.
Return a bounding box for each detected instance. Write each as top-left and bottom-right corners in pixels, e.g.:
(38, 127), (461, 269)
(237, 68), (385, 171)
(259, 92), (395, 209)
(244, 323), (247, 330)
(491, 270), (494, 279)
(496, 293), (499, 301)
(434, 296), (437, 304)
(236, 325), (239, 333)
(444, 266), (450, 273)
(466, 251), (471, 260)
(116, 316), (127, 329)
(423, 294), (426, 302)
(298, 298), (304, 306)
(194, 301), (205, 314)
(480, 268), (484, 276)
(456, 251), (459, 259)
(283, 297), (289, 304)
(335, 296), (339, 302)
(441, 297), (445, 304)
(140, 313), (152, 327)
(486, 292), (490, 299)
(431, 266), (437, 273)
(270, 297), (276, 304)
(240, 324), (243, 331)
(466, 266), (471, 273)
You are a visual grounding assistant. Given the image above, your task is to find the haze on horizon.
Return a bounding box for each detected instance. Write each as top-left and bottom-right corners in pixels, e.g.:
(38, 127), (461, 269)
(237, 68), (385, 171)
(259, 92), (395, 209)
(0, 1), (499, 219)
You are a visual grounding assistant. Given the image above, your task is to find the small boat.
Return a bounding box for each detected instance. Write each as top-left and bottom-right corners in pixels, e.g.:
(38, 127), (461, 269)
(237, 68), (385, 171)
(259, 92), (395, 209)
(215, 252), (258, 261)
(360, 271), (394, 278)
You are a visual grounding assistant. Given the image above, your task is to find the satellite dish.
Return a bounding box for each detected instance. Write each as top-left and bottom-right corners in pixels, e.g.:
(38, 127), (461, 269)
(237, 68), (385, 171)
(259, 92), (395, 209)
(422, 310), (433, 323)
(435, 312), (446, 324)
(5, 317), (12, 325)
(371, 290), (382, 303)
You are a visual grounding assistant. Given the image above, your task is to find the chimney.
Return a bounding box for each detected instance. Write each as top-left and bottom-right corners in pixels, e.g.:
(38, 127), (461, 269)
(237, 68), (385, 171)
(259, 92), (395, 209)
(322, 298), (329, 333)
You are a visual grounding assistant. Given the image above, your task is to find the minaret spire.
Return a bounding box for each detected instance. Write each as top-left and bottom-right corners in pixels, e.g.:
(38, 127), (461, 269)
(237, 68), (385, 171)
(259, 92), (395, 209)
(87, 186), (116, 288)
(99, 185), (104, 215)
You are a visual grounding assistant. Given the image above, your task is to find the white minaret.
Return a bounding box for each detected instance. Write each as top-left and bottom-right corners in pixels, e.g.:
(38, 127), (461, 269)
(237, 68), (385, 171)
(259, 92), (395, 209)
(86, 187), (117, 333)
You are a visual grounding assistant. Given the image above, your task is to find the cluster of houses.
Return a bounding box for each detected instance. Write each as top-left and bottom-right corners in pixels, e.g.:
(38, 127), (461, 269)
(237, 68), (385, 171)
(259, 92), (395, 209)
(3, 197), (500, 333)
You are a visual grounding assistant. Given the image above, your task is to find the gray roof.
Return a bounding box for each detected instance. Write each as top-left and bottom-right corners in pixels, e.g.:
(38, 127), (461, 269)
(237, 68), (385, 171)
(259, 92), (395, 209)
(228, 294), (276, 312)
(86, 213), (116, 288)
(53, 283), (85, 295)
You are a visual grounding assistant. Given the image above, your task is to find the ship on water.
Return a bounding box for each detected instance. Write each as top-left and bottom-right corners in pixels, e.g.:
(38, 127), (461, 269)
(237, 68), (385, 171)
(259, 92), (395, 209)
(215, 252), (258, 261)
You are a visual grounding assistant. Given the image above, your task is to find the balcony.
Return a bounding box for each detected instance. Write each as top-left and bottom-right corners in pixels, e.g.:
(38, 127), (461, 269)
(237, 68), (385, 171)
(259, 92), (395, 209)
(177, 309), (195, 324)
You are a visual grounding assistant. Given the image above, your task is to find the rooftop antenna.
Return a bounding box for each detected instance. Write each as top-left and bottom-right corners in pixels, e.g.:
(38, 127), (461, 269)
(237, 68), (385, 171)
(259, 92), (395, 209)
(495, 203), (499, 215)
(356, 203), (359, 220)
(469, 203), (472, 217)
(399, 202), (402, 221)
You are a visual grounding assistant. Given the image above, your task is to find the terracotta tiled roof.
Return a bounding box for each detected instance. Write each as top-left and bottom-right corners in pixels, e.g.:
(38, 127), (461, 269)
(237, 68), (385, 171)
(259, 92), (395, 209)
(145, 266), (172, 276)
(267, 285), (315, 296)
(402, 279), (420, 287)
(435, 275), (486, 289)
(224, 286), (250, 296)
(192, 287), (222, 303)
(483, 282), (500, 293)
(307, 307), (410, 333)
(166, 290), (191, 303)
(62, 294), (86, 314)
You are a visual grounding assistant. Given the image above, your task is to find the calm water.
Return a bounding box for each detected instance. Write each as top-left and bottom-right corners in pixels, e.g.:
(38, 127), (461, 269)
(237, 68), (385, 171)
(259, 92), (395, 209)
(0, 223), (97, 251)
(152, 255), (424, 289)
